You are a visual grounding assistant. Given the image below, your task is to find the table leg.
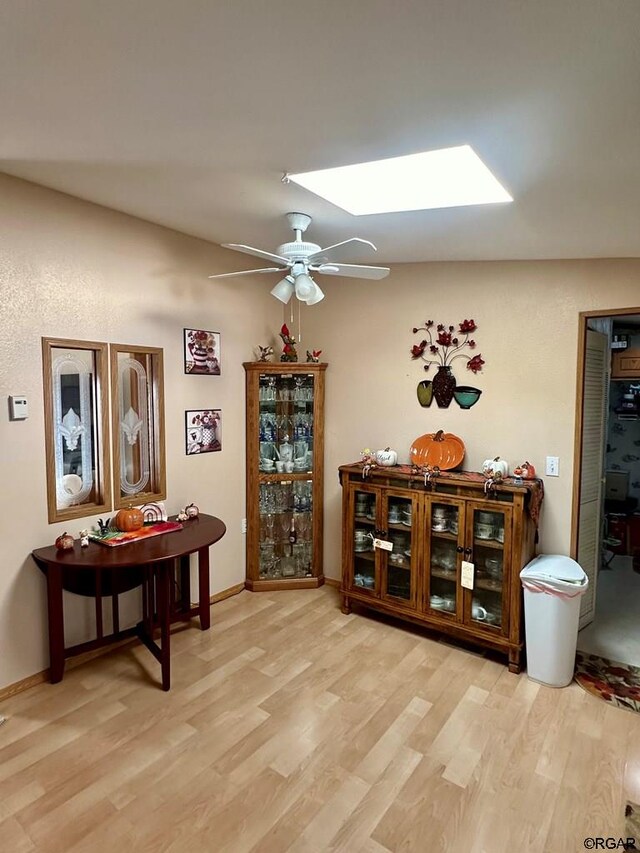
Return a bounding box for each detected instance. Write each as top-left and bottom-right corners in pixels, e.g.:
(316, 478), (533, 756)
(158, 562), (171, 691)
(46, 564), (65, 683)
(198, 546), (211, 630)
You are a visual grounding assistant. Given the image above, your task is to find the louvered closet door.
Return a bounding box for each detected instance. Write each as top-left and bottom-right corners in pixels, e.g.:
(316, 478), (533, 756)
(577, 329), (608, 628)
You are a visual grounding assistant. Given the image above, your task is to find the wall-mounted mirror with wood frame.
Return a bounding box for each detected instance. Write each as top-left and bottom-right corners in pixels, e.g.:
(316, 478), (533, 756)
(42, 337), (112, 523)
(110, 344), (166, 509)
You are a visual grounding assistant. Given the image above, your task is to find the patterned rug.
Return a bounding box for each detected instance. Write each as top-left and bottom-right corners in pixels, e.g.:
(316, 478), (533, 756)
(626, 802), (640, 848)
(575, 652), (640, 714)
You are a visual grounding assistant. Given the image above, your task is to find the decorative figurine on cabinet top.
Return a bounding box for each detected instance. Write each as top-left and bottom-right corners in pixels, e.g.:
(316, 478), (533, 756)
(279, 324), (298, 362)
(375, 447), (398, 467)
(185, 503), (199, 518)
(521, 460), (537, 479)
(256, 345), (273, 362)
(79, 529), (90, 548)
(482, 456), (509, 478)
(306, 349), (322, 363)
(176, 508), (189, 522)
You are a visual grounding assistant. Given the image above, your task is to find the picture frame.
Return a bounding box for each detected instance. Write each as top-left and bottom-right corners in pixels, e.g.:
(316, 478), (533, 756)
(184, 328), (221, 375)
(185, 409), (222, 455)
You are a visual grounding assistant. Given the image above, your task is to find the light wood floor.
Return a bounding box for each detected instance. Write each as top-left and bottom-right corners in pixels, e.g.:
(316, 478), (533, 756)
(1, 586), (639, 853)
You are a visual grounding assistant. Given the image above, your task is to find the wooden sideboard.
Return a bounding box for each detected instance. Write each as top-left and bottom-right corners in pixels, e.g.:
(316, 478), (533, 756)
(339, 464), (543, 672)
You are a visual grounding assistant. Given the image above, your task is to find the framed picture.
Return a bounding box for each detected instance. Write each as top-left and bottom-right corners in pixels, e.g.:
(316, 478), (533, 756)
(185, 409), (222, 454)
(184, 328), (221, 375)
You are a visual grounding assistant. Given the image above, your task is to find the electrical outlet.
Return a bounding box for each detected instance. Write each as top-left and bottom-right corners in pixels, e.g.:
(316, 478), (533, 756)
(241, 518), (247, 534)
(545, 456), (559, 477)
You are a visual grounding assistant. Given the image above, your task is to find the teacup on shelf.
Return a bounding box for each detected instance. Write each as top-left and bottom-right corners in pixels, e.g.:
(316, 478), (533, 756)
(475, 522), (494, 539)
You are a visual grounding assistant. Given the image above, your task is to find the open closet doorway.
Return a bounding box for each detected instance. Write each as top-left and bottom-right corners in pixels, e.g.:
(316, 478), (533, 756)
(572, 307), (640, 665)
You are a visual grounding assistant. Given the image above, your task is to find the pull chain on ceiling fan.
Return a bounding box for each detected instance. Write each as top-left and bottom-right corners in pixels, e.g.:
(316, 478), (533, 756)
(208, 212), (390, 305)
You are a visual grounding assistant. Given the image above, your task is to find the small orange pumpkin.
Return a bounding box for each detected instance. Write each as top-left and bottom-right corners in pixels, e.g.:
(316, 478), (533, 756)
(521, 461), (536, 480)
(409, 430), (465, 471)
(115, 506), (144, 532)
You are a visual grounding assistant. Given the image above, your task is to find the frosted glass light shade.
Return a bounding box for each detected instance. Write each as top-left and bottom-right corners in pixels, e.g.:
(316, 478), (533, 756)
(294, 273), (315, 300)
(305, 283), (325, 305)
(271, 275), (295, 304)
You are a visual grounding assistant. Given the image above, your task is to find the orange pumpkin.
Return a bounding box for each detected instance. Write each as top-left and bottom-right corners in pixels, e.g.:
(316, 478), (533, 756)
(409, 430), (465, 471)
(115, 506), (144, 532)
(521, 461), (536, 480)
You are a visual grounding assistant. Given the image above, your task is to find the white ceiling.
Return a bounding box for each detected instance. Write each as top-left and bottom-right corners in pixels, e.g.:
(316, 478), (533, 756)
(2, 0), (639, 263)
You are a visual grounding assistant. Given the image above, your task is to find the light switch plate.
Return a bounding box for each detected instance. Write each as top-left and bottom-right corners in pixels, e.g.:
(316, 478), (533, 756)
(545, 456), (559, 477)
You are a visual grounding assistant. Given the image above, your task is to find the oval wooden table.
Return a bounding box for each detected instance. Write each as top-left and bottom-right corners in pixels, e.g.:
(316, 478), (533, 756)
(32, 514), (226, 691)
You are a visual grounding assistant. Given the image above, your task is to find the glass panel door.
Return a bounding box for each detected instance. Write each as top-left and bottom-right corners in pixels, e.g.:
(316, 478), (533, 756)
(258, 372), (314, 474)
(258, 481), (313, 580)
(351, 487), (377, 594)
(382, 493), (416, 606)
(426, 499), (464, 618)
(465, 505), (512, 632)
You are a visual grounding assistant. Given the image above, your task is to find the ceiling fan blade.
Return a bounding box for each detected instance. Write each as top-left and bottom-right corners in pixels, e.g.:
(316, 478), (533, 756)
(208, 267), (285, 279)
(307, 237), (377, 264)
(311, 263), (390, 280)
(222, 243), (291, 266)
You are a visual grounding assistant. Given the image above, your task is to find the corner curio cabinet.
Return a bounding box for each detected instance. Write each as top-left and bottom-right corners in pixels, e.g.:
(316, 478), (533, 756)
(340, 463), (542, 672)
(244, 362), (326, 590)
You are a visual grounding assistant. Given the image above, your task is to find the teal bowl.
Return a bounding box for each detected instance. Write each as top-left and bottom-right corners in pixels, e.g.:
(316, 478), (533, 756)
(453, 386), (482, 409)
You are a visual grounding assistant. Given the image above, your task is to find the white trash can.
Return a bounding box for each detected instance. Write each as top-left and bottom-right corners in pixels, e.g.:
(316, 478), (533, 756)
(520, 554), (589, 687)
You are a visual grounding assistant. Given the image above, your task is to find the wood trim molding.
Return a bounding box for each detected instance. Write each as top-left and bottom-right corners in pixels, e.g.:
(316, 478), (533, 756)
(0, 581), (245, 703)
(324, 576), (341, 588)
(209, 582), (245, 605)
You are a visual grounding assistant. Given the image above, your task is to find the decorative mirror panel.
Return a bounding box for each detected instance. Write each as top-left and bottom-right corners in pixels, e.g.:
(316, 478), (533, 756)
(110, 344), (166, 508)
(42, 338), (111, 523)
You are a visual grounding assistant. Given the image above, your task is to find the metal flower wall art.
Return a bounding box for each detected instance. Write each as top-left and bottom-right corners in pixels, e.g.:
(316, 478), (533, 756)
(411, 319), (485, 409)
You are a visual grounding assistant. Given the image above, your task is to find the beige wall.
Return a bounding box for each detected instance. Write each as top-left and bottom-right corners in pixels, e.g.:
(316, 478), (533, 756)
(302, 259), (640, 580)
(2, 171), (639, 691)
(0, 174), (280, 690)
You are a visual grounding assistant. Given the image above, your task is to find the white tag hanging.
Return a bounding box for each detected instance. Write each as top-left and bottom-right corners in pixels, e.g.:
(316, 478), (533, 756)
(461, 560), (475, 590)
(373, 538), (393, 552)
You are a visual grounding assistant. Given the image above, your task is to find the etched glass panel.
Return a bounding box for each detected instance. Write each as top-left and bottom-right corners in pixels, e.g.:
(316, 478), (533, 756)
(52, 348), (97, 510)
(118, 355), (151, 496)
(111, 346), (164, 505)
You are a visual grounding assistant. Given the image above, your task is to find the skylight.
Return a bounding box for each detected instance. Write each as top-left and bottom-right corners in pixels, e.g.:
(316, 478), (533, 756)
(288, 146), (513, 215)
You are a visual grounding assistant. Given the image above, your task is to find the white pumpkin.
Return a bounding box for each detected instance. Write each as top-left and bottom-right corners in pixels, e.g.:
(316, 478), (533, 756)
(482, 456), (509, 477)
(375, 447), (398, 467)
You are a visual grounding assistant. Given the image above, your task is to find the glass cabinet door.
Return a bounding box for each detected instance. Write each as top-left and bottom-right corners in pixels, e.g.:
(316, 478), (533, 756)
(465, 505), (512, 632)
(258, 372), (314, 474)
(258, 480), (313, 580)
(425, 499), (464, 618)
(351, 487), (378, 594)
(382, 492), (417, 607)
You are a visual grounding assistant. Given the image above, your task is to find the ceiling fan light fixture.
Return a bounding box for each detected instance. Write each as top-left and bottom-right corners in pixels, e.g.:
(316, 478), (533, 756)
(294, 272), (315, 301)
(305, 282), (325, 305)
(270, 275), (295, 304)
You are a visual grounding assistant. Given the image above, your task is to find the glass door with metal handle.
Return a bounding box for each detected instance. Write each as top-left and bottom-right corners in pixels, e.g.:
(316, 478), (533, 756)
(381, 491), (418, 608)
(351, 486), (379, 595)
(425, 497), (465, 619)
(464, 504), (513, 633)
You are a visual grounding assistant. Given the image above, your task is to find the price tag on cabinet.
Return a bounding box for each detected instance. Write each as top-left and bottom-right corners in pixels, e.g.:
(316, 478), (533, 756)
(373, 538), (393, 552)
(461, 561), (475, 590)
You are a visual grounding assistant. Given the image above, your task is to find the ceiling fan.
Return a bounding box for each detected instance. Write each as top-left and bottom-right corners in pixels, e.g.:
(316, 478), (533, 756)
(208, 212), (390, 305)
